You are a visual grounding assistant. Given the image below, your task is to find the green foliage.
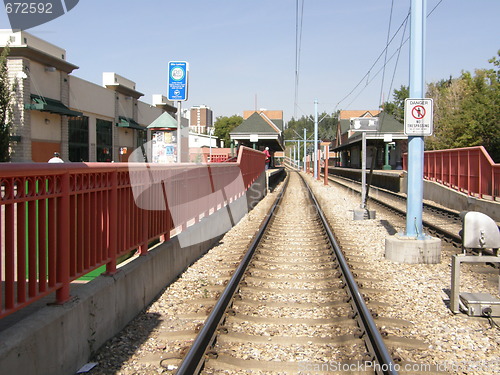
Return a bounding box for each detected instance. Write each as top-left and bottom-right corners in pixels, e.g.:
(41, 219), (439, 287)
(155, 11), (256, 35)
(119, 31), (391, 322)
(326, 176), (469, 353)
(213, 115), (243, 147)
(382, 51), (499, 162)
(381, 85), (408, 123)
(0, 44), (12, 162)
(284, 111), (339, 144)
(425, 51), (500, 162)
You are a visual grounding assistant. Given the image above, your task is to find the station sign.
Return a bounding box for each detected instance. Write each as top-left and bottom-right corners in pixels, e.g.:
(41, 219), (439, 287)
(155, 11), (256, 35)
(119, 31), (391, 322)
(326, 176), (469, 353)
(404, 98), (433, 136)
(349, 117), (380, 132)
(167, 61), (189, 101)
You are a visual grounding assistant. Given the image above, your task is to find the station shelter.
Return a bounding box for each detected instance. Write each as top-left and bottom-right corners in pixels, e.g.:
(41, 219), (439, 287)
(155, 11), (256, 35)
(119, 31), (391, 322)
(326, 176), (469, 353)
(230, 110), (284, 167)
(332, 110), (407, 170)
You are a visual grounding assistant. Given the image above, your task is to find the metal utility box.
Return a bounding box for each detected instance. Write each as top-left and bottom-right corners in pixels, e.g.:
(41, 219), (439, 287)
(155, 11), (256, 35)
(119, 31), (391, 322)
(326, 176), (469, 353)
(450, 211), (500, 317)
(460, 293), (500, 317)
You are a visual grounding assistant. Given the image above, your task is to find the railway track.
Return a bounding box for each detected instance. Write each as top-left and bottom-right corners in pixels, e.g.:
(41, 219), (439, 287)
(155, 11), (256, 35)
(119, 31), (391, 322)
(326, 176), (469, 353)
(175, 172), (400, 374)
(323, 173), (463, 245)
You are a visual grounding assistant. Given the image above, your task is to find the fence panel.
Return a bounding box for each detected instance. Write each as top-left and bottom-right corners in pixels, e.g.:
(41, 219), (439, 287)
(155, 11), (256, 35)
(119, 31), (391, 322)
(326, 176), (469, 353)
(1, 146), (265, 319)
(403, 146), (499, 200)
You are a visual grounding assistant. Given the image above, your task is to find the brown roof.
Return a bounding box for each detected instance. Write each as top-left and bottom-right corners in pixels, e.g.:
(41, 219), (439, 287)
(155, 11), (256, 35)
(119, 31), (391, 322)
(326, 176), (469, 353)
(243, 110), (283, 120)
(339, 110), (380, 120)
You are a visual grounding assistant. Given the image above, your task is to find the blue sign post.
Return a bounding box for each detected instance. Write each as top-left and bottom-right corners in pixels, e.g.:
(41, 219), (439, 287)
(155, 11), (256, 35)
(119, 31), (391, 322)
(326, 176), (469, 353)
(167, 61), (189, 163)
(167, 61), (188, 101)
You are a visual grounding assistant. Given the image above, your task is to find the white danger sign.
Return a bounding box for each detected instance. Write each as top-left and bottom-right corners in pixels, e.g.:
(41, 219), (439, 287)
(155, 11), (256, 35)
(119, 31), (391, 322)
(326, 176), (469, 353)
(404, 98), (433, 136)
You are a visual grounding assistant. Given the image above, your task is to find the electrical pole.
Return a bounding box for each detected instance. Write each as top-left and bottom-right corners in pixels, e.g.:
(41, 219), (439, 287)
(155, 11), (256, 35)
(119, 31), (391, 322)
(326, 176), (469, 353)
(385, 0), (440, 265)
(303, 128), (306, 172)
(406, 0), (425, 238)
(313, 99), (318, 179)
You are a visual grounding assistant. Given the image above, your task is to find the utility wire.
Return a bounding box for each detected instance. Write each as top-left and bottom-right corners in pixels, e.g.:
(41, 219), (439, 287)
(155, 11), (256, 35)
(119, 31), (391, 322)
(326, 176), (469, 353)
(379, 0), (395, 108)
(294, 0), (305, 119)
(386, 12), (409, 104)
(334, 12), (410, 110)
(294, 0), (299, 118)
(346, 32), (410, 109)
(428, 0), (444, 17)
(335, 0), (445, 111)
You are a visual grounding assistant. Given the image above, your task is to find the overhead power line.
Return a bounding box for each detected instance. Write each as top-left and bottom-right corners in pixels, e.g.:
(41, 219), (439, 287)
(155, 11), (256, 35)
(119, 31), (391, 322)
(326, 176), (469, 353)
(379, 0), (395, 108)
(334, 0), (445, 111)
(294, 0), (305, 119)
(334, 11), (410, 110)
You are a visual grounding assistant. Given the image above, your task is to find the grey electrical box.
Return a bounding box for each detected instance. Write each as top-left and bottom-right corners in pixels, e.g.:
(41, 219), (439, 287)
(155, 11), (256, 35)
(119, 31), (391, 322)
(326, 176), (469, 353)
(461, 211), (500, 249)
(459, 293), (500, 317)
(450, 212), (500, 316)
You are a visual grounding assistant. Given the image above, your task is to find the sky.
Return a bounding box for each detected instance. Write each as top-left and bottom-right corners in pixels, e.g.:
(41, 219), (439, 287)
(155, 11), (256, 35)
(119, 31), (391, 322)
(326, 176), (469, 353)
(1, 0), (499, 122)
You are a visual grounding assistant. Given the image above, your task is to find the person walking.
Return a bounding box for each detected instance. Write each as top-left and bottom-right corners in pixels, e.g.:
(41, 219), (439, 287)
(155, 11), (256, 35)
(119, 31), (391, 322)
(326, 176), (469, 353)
(263, 147), (271, 170)
(48, 152), (64, 163)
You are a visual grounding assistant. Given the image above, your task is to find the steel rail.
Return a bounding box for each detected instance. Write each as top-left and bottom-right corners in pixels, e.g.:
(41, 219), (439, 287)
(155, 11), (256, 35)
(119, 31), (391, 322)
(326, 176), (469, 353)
(175, 174), (290, 375)
(325, 174), (463, 245)
(299, 172), (399, 375)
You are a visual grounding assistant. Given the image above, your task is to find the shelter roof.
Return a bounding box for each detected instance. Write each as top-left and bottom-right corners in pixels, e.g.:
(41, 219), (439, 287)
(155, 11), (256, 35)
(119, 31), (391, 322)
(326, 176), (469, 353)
(230, 112), (281, 135)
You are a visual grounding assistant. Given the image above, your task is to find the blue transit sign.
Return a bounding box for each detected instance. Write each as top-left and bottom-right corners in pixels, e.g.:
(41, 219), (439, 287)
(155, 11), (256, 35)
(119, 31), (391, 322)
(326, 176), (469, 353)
(167, 61), (188, 101)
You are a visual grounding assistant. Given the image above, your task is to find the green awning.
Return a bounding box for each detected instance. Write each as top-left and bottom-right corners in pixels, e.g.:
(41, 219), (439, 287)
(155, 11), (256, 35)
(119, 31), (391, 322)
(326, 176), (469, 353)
(117, 116), (145, 131)
(25, 94), (83, 117)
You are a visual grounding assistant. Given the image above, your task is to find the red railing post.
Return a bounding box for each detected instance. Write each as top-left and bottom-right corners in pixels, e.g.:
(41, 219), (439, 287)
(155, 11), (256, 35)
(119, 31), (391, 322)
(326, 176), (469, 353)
(316, 150), (321, 181)
(466, 149), (469, 195)
(5, 203), (15, 310)
(324, 145), (329, 186)
(106, 170), (118, 274)
(56, 172), (71, 304)
(478, 151), (482, 198)
(138, 192), (149, 255)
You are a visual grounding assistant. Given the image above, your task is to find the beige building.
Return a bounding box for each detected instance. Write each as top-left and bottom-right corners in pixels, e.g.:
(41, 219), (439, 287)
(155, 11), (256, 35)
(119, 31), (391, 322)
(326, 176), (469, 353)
(0, 30), (176, 162)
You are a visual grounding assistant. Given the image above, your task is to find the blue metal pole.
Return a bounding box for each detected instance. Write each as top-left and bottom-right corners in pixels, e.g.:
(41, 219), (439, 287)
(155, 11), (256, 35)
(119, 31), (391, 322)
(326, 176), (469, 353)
(297, 141), (300, 169)
(303, 128), (306, 172)
(406, 0), (426, 239)
(313, 99), (319, 179)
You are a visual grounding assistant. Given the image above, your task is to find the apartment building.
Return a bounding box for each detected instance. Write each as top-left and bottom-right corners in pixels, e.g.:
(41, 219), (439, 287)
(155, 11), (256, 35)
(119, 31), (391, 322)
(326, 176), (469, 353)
(0, 30), (176, 162)
(189, 105), (213, 134)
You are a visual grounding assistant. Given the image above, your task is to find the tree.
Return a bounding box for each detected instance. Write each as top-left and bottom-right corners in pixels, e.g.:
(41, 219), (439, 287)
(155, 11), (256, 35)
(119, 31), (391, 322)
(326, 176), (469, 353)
(381, 85), (408, 123)
(426, 51), (500, 161)
(0, 44), (12, 162)
(213, 115), (243, 147)
(284, 111), (338, 143)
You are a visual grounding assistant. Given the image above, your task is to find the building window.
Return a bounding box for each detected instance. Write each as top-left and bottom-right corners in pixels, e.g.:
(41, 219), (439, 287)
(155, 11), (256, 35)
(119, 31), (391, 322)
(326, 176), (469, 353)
(68, 116), (89, 162)
(96, 119), (112, 162)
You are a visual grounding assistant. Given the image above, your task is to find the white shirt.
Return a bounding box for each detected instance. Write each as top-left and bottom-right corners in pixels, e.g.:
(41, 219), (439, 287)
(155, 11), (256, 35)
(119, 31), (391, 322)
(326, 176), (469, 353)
(48, 157), (64, 163)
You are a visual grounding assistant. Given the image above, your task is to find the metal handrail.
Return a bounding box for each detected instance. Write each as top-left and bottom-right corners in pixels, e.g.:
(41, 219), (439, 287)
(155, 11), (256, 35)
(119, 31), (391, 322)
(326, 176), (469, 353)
(403, 146), (499, 200)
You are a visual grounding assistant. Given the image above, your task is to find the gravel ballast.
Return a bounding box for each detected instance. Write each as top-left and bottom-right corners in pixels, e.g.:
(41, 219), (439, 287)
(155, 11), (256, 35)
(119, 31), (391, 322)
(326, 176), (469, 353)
(87, 171), (500, 375)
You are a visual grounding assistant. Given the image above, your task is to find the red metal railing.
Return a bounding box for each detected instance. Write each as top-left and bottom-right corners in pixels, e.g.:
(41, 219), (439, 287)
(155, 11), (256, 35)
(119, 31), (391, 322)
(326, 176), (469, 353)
(403, 146), (499, 200)
(0, 146), (264, 319)
(237, 147), (266, 189)
(209, 154), (230, 163)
